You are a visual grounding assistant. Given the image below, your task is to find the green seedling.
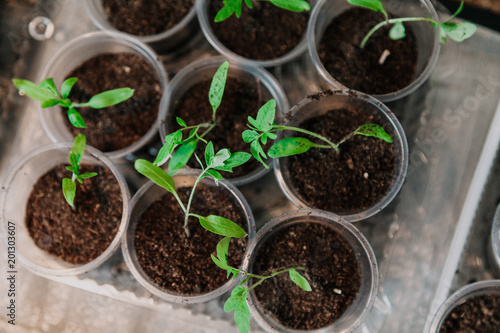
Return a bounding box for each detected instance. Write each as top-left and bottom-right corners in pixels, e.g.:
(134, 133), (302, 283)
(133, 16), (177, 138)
(135, 142), (250, 238)
(63, 134), (97, 207)
(347, 0), (477, 48)
(243, 99), (392, 168)
(12, 77), (134, 128)
(212, 237), (312, 333)
(214, 0), (311, 22)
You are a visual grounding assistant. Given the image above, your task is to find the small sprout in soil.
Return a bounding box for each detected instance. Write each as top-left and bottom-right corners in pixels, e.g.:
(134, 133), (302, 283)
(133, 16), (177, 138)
(243, 99), (392, 168)
(63, 134), (97, 207)
(347, 0), (477, 48)
(135, 142), (251, 238)
(214, 0), (311, 22)
(212, 236), (312, 333)
(12, 77), (134, 128)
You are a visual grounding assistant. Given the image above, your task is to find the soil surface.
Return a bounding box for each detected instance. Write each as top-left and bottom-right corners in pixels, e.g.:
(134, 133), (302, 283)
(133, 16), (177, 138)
(287, 107), (395, 214)
(62, 53), (162, 153)
(102, 0), (195, 36)
(439, 294), (500, 332)
(252, 222), (361, 330)
(209, 0), (310, 60)
(134, 185), (247, 295)
(169, 76), (266, 178)
(318, 8), (418, 95)
(26, 164), (123, 264)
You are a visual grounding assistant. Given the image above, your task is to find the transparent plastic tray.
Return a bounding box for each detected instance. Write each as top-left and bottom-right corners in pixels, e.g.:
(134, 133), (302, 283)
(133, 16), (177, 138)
(2, 1), (500, 332)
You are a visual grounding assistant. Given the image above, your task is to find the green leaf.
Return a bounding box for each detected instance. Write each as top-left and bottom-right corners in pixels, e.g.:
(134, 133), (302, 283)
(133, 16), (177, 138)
(84, 88), (134, 109)
(205, 141), (215, 167)
(209, 61), (229, 113)
(71, 134), (86, 164)
(67, 108), (86, 128)
(242, 130), (259, 143)
(180, 128), (199, 144)
(135, 159), (177, 195)
(198, 215), (247, 238)
(209, 148), (231, 168)
(289, 268), (312, 291)
(62, 178), (76, 207)
(12, 79), (56, 103)
(354, 124), (393, 143)
(168, 139), (199, 171)
(60, 77), (78, 99)
(439, 22), (477, 43)
(244, 0), (252, 8)
(69, 153), (79, 170)
(261, 132), (268, 145)
(347, 0), (386, 15)
(217, 236), (231, 265)
(250, 140), (268, 168)
(214, 152), (251, 172)
(207, 169), (223, 181)
(154, 131), (182, 166)
(211, 254), (229, 270)
(39, 78), (59, 97)
(79, 172), (97, 180)
(224, 288), (251, 333)
(214, 1), (238, 22)
(41, 99), (61, 108)
(438, 26), (448, 44)
(389, 22), (406, 40)
(268, 137), (322, 158)
(253, 99), (277, 132)
(269, 0), (311, 12)
(267, 132), (277, 140)
(176, 117), (187, 127)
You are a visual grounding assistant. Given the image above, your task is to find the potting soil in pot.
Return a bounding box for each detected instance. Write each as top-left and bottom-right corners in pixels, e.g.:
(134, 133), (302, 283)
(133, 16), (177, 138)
(439, 294), (500, 332)
(208, 0), (310, 60)
(134, 185), (247, 295)
(252, 222), (361, 330)
(102, 0), (195, 36)
(26, 164), (123, 264)
(318, 8), (418, 95)
(62, 53), (161, 152)
(169, 76), (267, 178)
(287, 107), (395, 214)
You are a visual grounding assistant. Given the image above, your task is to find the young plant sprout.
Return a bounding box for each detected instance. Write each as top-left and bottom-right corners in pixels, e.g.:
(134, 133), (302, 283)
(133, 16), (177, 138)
(212, 237), (312, 333)
(214, 0), (311, 22)
(63, 134), (97, 207)
(134, 142), (251, 238)
(12, 77), (134, 128)
(347, 0), (477, 49)
(243, 99), (392, 167)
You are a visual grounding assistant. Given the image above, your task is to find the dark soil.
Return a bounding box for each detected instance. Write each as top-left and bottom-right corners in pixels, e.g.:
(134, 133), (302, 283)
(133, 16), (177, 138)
(439, 295), (500, 332)
(25, 164), (123, 264)
(318, 8), (418, 95)
(62, 53), (162, 153)
(134, 185), (247, 295)
(252, 222), (361, 330)
(102, 0), (195, 36)
(209, 0), (310, 60)
(169, 76), (266, 179)
(287, 107), (395, 214)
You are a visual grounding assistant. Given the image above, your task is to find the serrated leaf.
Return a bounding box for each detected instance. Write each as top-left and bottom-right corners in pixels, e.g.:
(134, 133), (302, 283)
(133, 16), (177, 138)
(84, 87), (134, 109)
(354, 124), (392, 143)
(62, 178), (76, 207)
(39, 78), (59, 97)
(209, 61), (229, 113)
(389, 22), (406, 40)
(67, 108), (86, 128)
(214, 152), (251, 172)
(168, 139), (199, 171)
(348, 0), (385, 13)
(209, 148), (230, 168)
(269, 0), (311, 12)
(205, 141), (215, 166)
(135, 159), (177, 195)
(254, 99), (277, 132)
(176, 117), (187, 127)
(242, 130), (259, 143)
(268, 137), (321, 158)
(439, 22), (477, 43)
(41, 99), (61, 108)
(198, 215), (247, 238)
(12, 79), (56, 103)
(61, 77), (78, 99)
(154, 131), (182, 166)
(250, 140), (268, 168)
(289, 268), (312, 291)
(216, 236), (231, 265)
(79, 172), (97, 180)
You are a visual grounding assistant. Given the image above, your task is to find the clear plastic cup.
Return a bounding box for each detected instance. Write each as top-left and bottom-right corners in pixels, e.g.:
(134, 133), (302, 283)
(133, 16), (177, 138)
(428, 280), (500, 332)
(243, 209), (379, 332)
(158, 56), (289, 186)
(489, 204), (500, 276)
(0, 143), (131, 277)
(273, 89), (408, 222)
(197, 0), (317, 68)
(122, 168), (256, 304)
(37, 31), (168, 160)
(83, 0), (199, 53)
(307, 0), (440, 102)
